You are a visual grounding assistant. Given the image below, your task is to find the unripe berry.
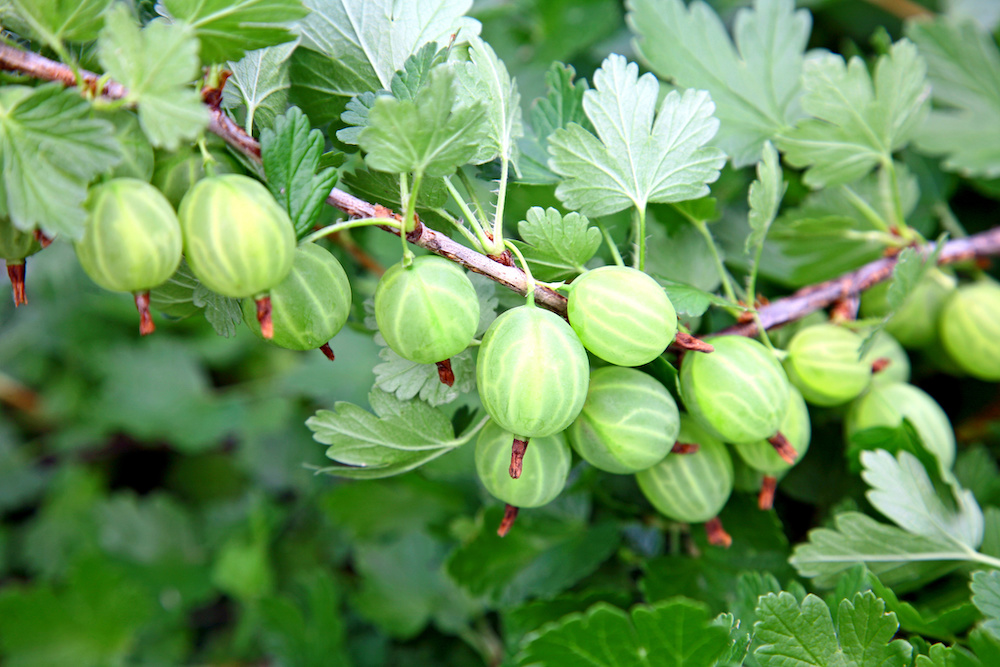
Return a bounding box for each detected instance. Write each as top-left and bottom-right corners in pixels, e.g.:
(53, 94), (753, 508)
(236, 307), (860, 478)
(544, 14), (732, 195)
(153, 143), (242, 208)
(0, 217), (42, 307)
(860, 269), (956, 349)
(732, 386), (811, 475)
(783, 324), (871, 406)
(938, 280), (1000, 381)
(475, 420), (571, 507)
(862, 331), (910, 385)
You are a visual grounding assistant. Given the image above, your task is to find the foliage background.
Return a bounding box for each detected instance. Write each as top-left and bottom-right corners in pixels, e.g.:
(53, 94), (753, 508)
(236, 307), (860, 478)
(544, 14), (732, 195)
(0, 0), (999, 665)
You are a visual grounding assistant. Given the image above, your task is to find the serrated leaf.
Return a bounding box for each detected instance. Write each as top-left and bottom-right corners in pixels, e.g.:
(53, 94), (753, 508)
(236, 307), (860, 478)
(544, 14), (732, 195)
(373, 347), (475, 407)
(0, 83), (120, 238)
(341, 167), (449, 213)
(359, 67), (488, 177)
(452, 36), (523, 166)
(148, 259), (202, 319)
(867, 571), (978, 640)
(103, 110), (154, 181)
(518, 599), (730, 667)
(518, 62), (591, 184)
(223, 40), (297, 136)
(777, 40), (931, 188)
(628, 0), (811, 167)
(789, 512), (967, 590)
(548, 55), (726, 217)
(8, 0), (110, 47)
(906, 19), (1000, 177)
(192, 285), (242, 337)
(746, 141), (786, 253)
(971, 571), (1000, 640)
(654, 277), (738, 318)
(160, 0), (307, 65)
(261, 107), (339, 238)
(515, 207), (600, 281)
(837, 593), (912, 666)
(861, 449), (983, 550)
(98, 4), (209, 150)
(307, 389), (462, 478)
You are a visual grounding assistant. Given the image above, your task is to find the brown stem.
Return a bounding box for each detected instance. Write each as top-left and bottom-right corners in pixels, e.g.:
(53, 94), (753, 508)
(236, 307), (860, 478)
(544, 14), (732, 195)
(671, 442), (700, 454)
(829, 294), (860, 323)
(255, 296), (274, 339)
(509, 438), (529, 479)
(32, 230), (52, 248)
(871, 357), (891, 374)
(497, 504), (519, 537)
(705, 517), (732, 548)
(6, 262), (26, 306)
(134, 291), (155, 335)
(672, 332), (714, 353)
(435, 359), (455, 387)
(319, 342), (336, 361)
(759, 475), (778, 510)
(767, 432), (798, 465)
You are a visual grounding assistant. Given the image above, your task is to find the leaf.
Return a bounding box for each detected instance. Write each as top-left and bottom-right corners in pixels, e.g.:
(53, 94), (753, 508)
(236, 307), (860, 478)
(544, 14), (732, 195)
(777, 40), (931, 188)
(906, 19), (1000, 177)
(885, 240), (946, 314)
(627, 0), (811, 167)
(519, 62), (591, 184)
(517, 598), (730, 667)
(7, 0), (110, 47)
(260, 571), (351, 667)
(0, 84), (120, 238)
(837, 593), (913, 666)
(514, 207), (601, 281)
(159, 0), (307, 65)
(223, 40), (297, 136)
(452, 36), (523, 166)
(867, 572), (978, 640)
(655, 278), (740, 318)
(861, 449), (983, 550)
(103, 110), (154, 181)
(307, 388), (462, 478)
(789, 512), (967, 591)
(548, 55), (726, 217)
(192, 284), (242, 337)
(261, 107), (339, 238)
(97, 3), (209, 151)
(745, 141), (786, 253)
(359, 67), (489, 177)
(373, 346), (475, 406)
(972, 571), (1000, 640)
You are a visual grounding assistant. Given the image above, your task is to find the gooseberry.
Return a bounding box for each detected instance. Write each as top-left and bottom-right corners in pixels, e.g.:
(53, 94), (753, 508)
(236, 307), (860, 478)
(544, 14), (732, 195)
(783, 323), (871, 406)
(732, 385), (811, 476)
(0, 217), (42, 306)
(938, 280), (1000, 381)
(475, 420), (571, 508)
(860, 269), (956, 349)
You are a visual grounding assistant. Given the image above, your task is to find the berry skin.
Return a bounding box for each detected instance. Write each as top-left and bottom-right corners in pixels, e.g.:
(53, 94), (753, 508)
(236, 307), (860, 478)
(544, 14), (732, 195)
(241, 243), (352, 350)
(938, 280), (1000, 381)
(783, 323), (871, 406)
(475, 420), (571, 507)
(679, 335), (790, 443)
(476, 305), (590, 438)
(178, 174), (295, 299)
(862, 331), (910, 385)
(568, 366), (679, 474)
(567, 266), (677, 367)
(636, 415), (734, 523)
(732, 385), (811, 476)
(152, 141), (242, 208)
(860, 269), (956, 349)
(374, 255), (479, 364)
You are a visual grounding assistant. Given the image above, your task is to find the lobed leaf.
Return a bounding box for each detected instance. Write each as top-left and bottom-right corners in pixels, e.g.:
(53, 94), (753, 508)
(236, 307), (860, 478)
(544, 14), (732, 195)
(7, 0), (110, 48)
(972, 571), (1000, 641)
(514, 207), (601, 281)
(372, 347), (475, 407)
(745, 141), (786, 253)
(223, 41), (297, 136)
(628, 0), (810, 167)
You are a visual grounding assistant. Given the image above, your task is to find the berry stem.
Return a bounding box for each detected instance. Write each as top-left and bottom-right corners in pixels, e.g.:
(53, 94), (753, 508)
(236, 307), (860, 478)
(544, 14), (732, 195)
(509, 438), (529, 479)
(319, 343), (335, 362)
(759, 475), (778, 510)
(134, 291), (155, 335)
(871, 357), (891, 374)
(705, 517), (732, 548)
(255, 295), (274, 339)
(671, 442), (700, 454)
(504, 241), (537, 308)
(767, 431), (798, 465)
(6, 261), (26, 306)
(435, 359), (455, 387)
(672, 332), (714, 354)
(32, 230), (52, 247)
(497, 504), (519, 537)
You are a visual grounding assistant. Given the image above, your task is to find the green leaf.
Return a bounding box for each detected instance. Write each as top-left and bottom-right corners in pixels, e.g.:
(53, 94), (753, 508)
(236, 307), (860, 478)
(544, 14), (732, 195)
(789, 512), (966, 590)
(655, 278), (740, 318)
(745, 141), (786, 253)
(102, 110), (154, 181)
(906, 19), (1000, 177)
(373, 347), (475, 407)
(359, 67), (488, 177)
(159, 0), (307, 65)
(192, 284), (242, 337)
(548, 54), (726, 217)
(223, 41), (297, 136)
(260, 571), (351, 667)
(627, 0), (811, 167)
(867, 572), (978, 640)
(518, 598), (730, 667)
(7, 0), (110, 47)
(261, 107), (339, 238)
(307, 388), (463, 478)
(972, 571), (1000, 640)
(98, 4), (209, 151)
(837, 592), (913, 666)
(777, 40), (931, 188)
(0, 83), (120, 238)
(861, 449), (983, 549)
(514, 206), (600, 281)
(519, 62), (591, 184)
(452, 36), (523, 166)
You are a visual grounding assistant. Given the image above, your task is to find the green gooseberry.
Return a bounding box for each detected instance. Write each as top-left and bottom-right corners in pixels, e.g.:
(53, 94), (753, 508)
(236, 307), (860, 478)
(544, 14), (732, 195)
(567, 265), (678, 367)
(783, 323), (871, 406)
(860, 269), (956, 349)
(861, 331), (910, 385)
(939, 280), (1000, 381)
(567, 366), (679, 474)
(152, 141), (242, 208)
(0, 217), (42, 306)
(475, 420), (571, 507)
(732, 385), (811, 476)
(374, 255), (479, 364)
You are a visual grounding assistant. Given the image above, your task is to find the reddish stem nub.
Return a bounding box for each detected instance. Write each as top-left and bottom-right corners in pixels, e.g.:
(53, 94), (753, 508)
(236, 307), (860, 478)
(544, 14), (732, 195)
(497, 504), (519, 537)
(134, 291), (155, 335)
(871, 357), (891, 374)
(671, 441), (700, 454)
(705, 517), (732, 548)
(32, 230), (52, 248)
(7, 262), (26, 306)
(320, 342), (336, 361)
(758, 475), (778, 510)
(674, 332), (714, 353)
(255, 295), (274, 339)
(509, 438), (529, 479)
(767, 431), (798, 465)
(435, 359), (455, 387)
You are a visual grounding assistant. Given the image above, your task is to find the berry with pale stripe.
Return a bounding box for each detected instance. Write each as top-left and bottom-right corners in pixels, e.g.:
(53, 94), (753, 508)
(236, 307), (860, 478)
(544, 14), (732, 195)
(374, 255), (479, 364)
(939, 280), (1000, 381)
(567, 266), (677, 367)
(733, 385), (811, 475)
(568, 366), (679, 474)
(475, 420), (571, 508)
(783, 323), (871, 406)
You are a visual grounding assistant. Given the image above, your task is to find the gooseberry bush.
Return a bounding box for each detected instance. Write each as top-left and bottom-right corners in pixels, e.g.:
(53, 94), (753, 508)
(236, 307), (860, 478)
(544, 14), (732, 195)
(1, 0), (1000, 665)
